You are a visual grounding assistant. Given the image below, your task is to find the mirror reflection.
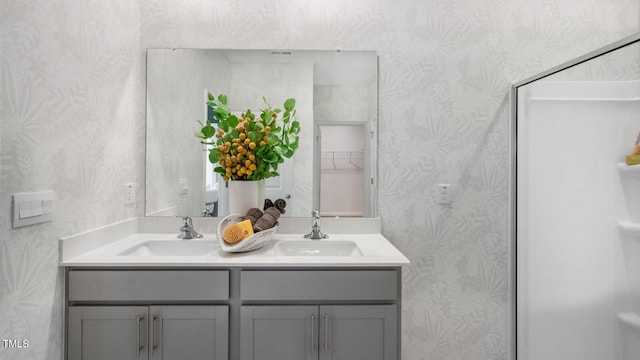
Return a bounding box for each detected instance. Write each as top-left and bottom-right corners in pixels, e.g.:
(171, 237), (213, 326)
(145, 49), (378, 218)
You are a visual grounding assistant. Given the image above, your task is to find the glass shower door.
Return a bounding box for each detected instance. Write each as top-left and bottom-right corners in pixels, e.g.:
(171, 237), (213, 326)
(514, 33), (640, 360)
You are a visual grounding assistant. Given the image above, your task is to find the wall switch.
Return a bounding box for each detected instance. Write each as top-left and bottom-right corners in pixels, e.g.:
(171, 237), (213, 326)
(124, 183), (135, 205)
(12, 191), (56, 228)
(436, 183), (451, 205)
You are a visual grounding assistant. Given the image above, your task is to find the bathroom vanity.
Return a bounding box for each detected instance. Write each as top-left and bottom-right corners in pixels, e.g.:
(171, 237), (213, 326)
(60, 217), (409, 360)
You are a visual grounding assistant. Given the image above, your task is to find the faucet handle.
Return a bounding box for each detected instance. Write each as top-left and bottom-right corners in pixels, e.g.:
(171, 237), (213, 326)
(176, 216), (203, 239)
(305, 209), (328, 239)
(177, 216), (190, 229)
(179, 215), (193, 224)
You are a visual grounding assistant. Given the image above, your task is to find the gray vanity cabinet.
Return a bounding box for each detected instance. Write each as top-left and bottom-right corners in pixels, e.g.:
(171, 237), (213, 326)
(64, 268), (402, 360)
(239, 269), (399, 360)
(319, 305), (397, 360)
(150, 306), (228, 360)
(68, 305), (228, 360)
(240, 305), (396, 360)
(240, 306), (317, 360)
(67, 306), (148, 360)
(65, 269), (230, 360)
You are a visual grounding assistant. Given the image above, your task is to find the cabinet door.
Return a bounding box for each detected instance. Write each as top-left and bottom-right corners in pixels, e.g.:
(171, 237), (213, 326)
(68, 306), (148, 360)
(240, 306), (317, 360)
(150, 306), (228, 360)
(319, 305), (397, 360)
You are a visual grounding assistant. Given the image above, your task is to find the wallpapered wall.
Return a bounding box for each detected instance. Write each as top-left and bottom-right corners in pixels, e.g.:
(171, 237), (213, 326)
(0, 0), (638, 359)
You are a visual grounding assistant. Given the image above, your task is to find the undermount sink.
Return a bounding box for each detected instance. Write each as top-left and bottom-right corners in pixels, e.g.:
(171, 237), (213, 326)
(117, 240), (217, 257)
(275, 240), (362, 256)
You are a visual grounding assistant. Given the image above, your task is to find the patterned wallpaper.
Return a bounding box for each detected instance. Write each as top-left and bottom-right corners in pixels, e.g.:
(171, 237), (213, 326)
(0, 0), (638, 359)
(1, 1), (141, 359)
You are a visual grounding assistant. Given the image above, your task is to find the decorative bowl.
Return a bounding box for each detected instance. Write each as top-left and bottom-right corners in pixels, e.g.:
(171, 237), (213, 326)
(217, 214), (277, 253)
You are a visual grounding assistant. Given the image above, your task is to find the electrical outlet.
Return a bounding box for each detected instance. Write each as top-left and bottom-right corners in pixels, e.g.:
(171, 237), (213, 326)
(436, 183), (451, 205)
(124, 183), (135, 205)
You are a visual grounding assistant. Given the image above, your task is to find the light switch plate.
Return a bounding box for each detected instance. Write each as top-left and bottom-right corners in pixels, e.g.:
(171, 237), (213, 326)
(13, 191), (56, 228)
(124, 183), (135, 205)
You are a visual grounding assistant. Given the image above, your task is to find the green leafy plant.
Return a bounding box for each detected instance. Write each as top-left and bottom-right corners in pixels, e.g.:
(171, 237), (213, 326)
(195, 92), (300, 181)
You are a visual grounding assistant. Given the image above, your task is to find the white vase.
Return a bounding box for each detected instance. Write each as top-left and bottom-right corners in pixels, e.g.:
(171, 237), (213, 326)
(228, 180), (265, 215)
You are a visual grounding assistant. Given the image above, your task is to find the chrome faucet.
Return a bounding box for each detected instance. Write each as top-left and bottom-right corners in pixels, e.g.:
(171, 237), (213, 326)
(304, 209), (328, 240)
(178, 216), (203, 239)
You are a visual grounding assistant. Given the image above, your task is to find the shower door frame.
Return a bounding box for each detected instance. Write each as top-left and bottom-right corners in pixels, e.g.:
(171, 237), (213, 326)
(510, 32), (640, 360)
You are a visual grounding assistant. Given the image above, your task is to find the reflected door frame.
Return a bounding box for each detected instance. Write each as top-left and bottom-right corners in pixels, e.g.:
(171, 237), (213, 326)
(313, 121), (374, 217)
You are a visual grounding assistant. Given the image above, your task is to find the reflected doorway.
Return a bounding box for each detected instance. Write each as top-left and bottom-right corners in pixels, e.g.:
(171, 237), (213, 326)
(315, 123), (372, 217)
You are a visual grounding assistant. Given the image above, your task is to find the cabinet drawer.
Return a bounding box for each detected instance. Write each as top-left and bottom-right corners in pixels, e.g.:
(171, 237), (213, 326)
(241, 270), (398, 301)
(68, 270), (229, 301)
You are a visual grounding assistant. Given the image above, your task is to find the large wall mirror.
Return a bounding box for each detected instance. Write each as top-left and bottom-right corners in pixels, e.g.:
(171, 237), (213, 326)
(146, 49), (378, 218)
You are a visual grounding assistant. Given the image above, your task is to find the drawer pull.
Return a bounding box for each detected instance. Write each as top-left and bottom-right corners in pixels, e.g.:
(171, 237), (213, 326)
(310, 314), (316, 354)
(324, 314), (329, 355)
(136, 315), (144, 357)
(151, 314), (158, 354)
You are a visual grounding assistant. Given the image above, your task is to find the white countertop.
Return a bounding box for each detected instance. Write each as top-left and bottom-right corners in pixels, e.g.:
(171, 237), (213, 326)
(59, 217), (410, 268)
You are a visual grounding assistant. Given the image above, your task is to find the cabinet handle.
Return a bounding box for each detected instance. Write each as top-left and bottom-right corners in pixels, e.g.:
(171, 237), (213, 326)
(310, 314), (316, 354)
(136, 315), (144, 357)
(323, 314), (329, 355)
(151, 314), (158, 354)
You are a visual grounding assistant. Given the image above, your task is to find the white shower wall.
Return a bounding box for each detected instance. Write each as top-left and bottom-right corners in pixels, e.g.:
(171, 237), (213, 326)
(517, 80), (640, 359)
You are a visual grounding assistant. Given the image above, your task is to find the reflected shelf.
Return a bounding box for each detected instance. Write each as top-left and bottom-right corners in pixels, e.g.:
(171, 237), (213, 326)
(617, 163), (640, 179)
(321, 151), (364, 171)
(618, 221), (640, 238)
(618, 313), (640, 331)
